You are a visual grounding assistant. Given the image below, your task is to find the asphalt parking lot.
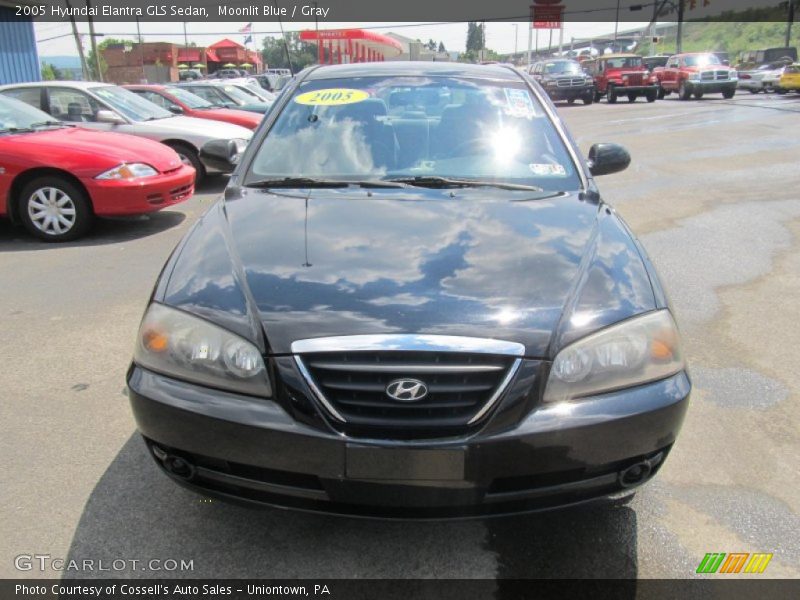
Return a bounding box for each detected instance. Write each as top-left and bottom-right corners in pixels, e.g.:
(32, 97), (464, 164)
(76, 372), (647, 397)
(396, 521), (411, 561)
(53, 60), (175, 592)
(1, 91), (799, 581)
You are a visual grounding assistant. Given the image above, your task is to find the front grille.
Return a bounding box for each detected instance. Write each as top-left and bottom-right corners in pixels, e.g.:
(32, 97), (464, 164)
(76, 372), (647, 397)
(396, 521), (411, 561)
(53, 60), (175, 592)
(170, 183), (193, 202)
(699, 70), (730, 80)
(556, 77), (585, 87)
(623, 73), (644, 85)
(297, 350), (519, 437)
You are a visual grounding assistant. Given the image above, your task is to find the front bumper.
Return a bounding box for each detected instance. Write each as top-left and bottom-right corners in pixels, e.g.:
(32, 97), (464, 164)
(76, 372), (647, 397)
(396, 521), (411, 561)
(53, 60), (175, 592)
(544, 85), (594, 100)
(87, 165), (195, 216)
(127, 363), (690, 519)
(609, 84), (658, 94)
(685, 80), (737, 93)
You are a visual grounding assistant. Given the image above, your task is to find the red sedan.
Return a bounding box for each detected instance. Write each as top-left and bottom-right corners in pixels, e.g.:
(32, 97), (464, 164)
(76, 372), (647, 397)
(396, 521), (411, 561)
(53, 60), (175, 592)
(124, 85), (263, 131)
(0, 95), (195, 241)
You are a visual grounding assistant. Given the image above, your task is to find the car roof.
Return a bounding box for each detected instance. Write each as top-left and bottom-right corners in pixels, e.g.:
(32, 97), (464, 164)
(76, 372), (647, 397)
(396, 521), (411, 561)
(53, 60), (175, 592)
(302, 61), (523, 82)
(0, 80), (116, 91)
(598, 53), (639, 59)
(124, 84), (167, 91)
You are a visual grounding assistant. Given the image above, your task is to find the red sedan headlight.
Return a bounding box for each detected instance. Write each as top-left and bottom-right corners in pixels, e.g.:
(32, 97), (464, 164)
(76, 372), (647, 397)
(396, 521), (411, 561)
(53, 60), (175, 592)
(95, 163), (158, 180)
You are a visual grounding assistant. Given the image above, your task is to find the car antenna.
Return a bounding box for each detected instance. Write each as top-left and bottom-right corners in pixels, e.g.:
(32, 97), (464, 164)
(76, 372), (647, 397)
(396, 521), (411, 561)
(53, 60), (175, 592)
(272, 0), (295, 75)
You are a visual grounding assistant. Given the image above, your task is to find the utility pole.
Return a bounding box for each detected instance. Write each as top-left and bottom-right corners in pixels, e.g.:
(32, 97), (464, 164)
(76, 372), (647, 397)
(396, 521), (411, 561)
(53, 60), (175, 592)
(787, 0), (797, 48)
(183, 22), (188, 47)
(614, 0), (621, 41)
(64, 0), (89, 81)
(527, 21), (532, 67)
(676, 0), (685, 54)
(513, 24), (519, 59)
(85, 0), (102, 81)
(136, 16), (145, 82)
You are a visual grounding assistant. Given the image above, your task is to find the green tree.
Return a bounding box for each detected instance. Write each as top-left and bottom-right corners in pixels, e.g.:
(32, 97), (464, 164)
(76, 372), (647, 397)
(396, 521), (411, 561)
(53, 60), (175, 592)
(261, 33), (317, 71)
(466, 22), (485, 52)
(438, 41), (446, 53)
(41, 63), (64, 80)
(87, 37), (126, 80)
(426, 39), (437, 51)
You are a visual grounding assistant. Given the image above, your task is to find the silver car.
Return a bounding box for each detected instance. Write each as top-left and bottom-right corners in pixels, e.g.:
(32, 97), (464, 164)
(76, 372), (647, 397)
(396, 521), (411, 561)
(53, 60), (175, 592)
(737, 62), (789, 93)
(0, 81), (252, 182)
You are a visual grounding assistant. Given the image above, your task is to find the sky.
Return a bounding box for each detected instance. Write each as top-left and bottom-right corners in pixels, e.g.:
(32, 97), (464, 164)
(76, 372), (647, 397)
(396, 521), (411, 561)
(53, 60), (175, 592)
(35, 21), (653, 58)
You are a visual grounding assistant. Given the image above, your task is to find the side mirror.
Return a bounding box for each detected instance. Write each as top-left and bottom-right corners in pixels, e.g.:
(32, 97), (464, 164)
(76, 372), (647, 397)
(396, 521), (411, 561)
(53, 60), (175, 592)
(168, 105), (184, 114)
(587, 143), (631, 176)
(199, 139), (244, 173)
(96, 109), (125, 124)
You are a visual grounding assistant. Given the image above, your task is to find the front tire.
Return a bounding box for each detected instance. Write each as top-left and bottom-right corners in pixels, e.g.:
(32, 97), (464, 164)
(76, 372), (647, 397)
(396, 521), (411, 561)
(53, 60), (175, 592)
(657, 86), (666, 99)
(722, 87), (735, 99)
(694, 91), (704, 99)
(165, 142), (205, 184)
(678, 80), (692, 100)
(646, 90), (657, 102)
(567, 97), (576, 105)
(608, 86), (618, 104)
(582, 93), (594, 105)
(19, 176), (92, 242)
(627, 93), (638, 103)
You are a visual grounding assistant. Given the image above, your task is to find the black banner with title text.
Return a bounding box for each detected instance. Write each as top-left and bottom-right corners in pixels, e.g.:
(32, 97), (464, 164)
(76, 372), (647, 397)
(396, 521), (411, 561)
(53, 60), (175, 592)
(4, 0), (799, 23)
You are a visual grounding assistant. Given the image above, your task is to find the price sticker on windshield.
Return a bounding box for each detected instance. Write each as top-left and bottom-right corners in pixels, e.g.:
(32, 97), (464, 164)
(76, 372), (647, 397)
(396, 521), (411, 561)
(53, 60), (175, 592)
(294, 88), (370, 106)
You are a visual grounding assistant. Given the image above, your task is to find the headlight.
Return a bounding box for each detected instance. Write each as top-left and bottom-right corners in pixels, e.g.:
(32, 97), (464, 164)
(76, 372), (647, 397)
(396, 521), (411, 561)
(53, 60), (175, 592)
(729, 70), (738, 80)
(544, 310), (684, 403)
(546, 80), (558, 87)
(133, 303), (272, 397)
(585, 77), (594, 85)
(96, 163), (158, 180)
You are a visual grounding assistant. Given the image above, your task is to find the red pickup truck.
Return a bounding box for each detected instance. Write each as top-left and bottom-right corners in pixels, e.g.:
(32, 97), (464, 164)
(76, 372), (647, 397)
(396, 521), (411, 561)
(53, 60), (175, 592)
(653, 53), (738, 100)
(584, 54), (659, 104)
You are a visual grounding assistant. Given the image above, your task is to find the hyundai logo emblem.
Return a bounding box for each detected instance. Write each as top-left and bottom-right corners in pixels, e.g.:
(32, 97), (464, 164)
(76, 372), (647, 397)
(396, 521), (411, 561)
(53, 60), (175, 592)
(385, 378), (428, 402)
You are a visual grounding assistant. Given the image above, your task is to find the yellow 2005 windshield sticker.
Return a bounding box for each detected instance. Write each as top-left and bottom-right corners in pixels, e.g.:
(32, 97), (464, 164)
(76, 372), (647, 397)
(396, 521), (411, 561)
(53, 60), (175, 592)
(294, 88), (370, 106)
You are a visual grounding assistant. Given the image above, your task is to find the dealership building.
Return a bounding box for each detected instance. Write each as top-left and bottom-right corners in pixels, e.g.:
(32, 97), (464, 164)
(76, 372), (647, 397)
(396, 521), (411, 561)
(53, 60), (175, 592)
(0, 1), (41, 85)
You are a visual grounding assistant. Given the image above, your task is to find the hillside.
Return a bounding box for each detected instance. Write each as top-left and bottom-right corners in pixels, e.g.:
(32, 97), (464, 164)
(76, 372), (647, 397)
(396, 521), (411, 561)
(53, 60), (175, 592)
(654, 20), (799, 58)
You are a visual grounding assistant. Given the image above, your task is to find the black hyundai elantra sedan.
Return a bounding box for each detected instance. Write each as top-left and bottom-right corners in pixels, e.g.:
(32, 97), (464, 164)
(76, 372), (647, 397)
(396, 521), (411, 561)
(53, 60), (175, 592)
(127, 62), (690, 518)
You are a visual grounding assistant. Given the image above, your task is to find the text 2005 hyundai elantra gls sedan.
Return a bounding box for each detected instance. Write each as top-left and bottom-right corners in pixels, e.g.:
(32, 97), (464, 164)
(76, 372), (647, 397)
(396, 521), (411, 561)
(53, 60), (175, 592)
(127, 62), (690, 518)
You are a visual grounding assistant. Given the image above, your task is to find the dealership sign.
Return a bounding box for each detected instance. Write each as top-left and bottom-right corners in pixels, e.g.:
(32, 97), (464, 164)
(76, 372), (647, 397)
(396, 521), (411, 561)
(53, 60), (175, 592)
(531, 1), (564, 29)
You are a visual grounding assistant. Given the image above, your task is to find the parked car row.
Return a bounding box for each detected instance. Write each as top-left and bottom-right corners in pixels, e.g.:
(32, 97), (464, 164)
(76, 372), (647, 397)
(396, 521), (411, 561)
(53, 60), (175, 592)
(0, 80), (259, 241)
(738, 61), (800, 94)
(528, 52), (799, 104)
(0, 95), (195, 241)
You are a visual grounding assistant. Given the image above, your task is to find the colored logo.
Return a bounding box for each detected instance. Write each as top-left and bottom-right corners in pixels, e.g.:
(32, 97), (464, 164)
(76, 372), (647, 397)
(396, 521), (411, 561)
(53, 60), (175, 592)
(696, 553), (773, 574)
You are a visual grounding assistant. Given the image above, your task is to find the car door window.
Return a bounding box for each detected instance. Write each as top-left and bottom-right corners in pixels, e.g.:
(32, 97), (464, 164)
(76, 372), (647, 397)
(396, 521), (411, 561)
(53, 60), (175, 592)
(48, 89), (101, 122)
(187, 86), (221, 104)
(137, 90), (172, 110)
(1, 87), (42, 110)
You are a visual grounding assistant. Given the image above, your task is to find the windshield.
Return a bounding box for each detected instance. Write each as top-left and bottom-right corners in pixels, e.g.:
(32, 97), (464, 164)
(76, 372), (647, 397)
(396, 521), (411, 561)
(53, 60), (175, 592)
(219, 84), (259, 104)
(165, 86), (215, 109)
(92, 85), (173, 121)
(684, 54), (721, 67)
(604, 57), (643, 69)
(544, 61), (583, 74)
(245, 75), (581, 192)
(0, 95), (59, 132)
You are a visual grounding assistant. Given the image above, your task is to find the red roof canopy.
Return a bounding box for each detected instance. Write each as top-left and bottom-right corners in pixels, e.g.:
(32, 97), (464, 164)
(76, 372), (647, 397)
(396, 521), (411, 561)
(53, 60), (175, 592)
(300, 28), (403, 59)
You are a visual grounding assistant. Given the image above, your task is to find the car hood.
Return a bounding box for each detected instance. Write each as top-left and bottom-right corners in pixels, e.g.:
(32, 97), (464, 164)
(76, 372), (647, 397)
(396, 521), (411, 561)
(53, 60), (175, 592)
(2, 127), (183, 172)
(160, 187), (657, 358)
(138, 114), (253, 140)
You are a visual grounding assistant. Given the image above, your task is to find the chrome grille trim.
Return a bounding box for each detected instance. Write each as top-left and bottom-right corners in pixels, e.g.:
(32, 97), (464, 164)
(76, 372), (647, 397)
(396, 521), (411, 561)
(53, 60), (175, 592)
(291, 334), (525, 356)
(305, 362), (506, 374)
(293, 355), (346, 423)
(467, 358), (523, 425)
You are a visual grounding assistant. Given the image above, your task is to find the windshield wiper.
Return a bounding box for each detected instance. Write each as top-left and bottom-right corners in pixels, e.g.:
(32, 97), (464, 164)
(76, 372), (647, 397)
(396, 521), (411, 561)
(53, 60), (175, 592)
(246, 177), (410, 189)
(30, 120), (70, 129)
(383, 176), (543, 191)
(0, 127), (35, 134)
